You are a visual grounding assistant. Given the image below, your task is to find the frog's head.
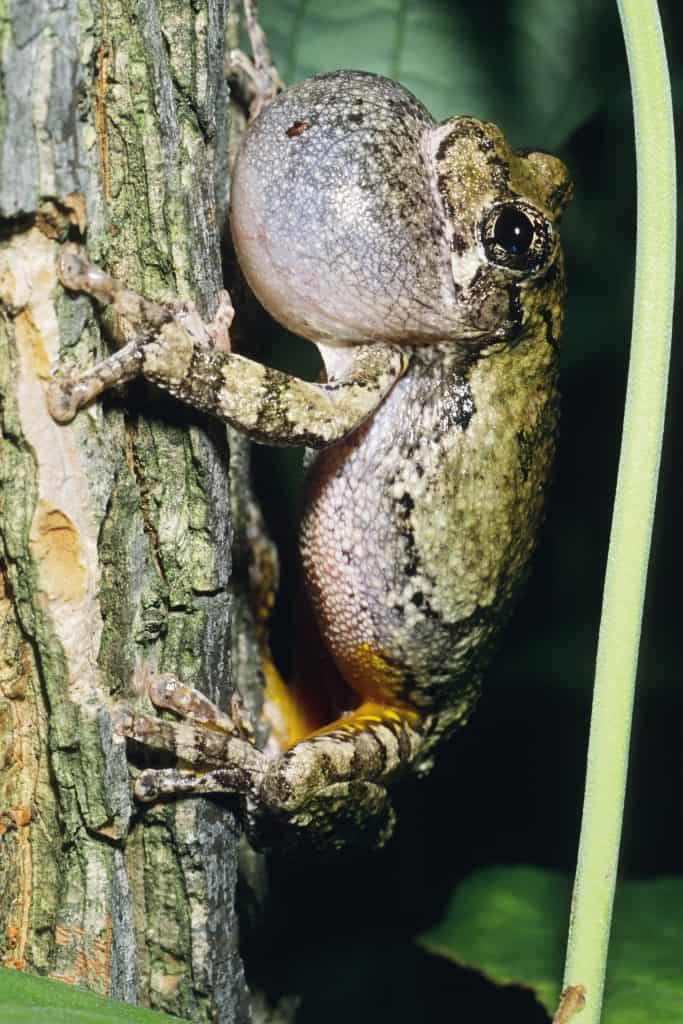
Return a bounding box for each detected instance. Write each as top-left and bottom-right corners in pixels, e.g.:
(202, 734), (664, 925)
(231, 73), (572, 350)
(432, 116), (573, 347)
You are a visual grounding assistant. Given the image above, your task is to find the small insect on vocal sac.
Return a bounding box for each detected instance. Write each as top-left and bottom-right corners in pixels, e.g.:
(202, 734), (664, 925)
(49, 69), (572, 852)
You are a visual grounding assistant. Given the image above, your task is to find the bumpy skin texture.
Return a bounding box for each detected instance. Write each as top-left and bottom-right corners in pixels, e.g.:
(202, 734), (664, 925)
(301, 338), (556, 761)
(234, 70), (570, 763)
(50, 71), (572, 851)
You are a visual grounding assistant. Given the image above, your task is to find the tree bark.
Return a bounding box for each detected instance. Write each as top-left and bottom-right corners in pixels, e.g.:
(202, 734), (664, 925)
(0, 2), (254, 1020)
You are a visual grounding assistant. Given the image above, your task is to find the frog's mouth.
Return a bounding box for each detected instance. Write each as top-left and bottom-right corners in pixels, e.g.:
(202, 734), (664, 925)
(455, 276), (524, 342)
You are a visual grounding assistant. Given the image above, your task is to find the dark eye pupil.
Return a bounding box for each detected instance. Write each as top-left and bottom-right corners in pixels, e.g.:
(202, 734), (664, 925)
(493, 207), (535, 255)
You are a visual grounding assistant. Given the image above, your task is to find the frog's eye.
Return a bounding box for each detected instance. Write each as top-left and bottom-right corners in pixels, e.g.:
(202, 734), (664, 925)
(481, 201), (553, 273)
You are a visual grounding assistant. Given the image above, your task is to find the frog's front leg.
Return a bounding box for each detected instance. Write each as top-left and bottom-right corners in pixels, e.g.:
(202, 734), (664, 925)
(117, 674), (425, 851)
(49, 244), (408, 447)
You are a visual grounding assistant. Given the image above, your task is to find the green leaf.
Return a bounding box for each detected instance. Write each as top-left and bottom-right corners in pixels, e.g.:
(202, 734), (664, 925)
(260, 0), (616, 147)
(0, 966), (191, 1024)
(418, 866), (683, 1022)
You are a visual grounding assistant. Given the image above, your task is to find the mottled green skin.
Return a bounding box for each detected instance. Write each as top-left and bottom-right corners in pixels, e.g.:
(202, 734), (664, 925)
(51, 71), (571, 850)
(234, 71), (570, 763)
(302, 333), (560, 762)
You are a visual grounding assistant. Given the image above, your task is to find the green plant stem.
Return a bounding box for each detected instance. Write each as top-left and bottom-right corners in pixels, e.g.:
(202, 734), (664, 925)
(560, 2), (675, 1022)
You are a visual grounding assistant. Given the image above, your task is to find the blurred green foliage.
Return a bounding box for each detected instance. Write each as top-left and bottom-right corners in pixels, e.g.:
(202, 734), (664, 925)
(420, 867), (683, 1021)
(265, 0), (615, 148)
(245, 1), (682, 1021)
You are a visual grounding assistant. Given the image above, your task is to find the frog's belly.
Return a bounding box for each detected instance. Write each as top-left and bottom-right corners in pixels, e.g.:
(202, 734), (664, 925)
(299, 350), (556, 710)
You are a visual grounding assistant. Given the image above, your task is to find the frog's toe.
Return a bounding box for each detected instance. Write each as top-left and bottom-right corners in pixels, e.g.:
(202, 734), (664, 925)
(46, 376), (81, 423)
(147, 671), (252, 738)
(134, 767), (259, 803)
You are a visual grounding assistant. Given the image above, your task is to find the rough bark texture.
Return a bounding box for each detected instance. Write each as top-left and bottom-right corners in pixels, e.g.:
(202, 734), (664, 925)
(0, 2), (254, 1020)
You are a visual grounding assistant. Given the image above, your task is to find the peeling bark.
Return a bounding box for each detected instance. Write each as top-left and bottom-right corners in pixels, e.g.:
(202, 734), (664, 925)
(0, 2), (252, 1021)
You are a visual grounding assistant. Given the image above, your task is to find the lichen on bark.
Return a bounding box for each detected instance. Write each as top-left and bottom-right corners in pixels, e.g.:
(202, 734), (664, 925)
(0, 1), (252, 1021)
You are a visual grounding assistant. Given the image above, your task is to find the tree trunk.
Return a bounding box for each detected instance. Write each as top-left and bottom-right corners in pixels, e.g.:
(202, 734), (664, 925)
(0, 2), (255, 1020)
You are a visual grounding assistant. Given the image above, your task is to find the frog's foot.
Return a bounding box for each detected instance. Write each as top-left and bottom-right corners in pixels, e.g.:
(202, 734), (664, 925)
(128, 768), (394, 853)
(116, 683), (425, 851)
(227, 0), (283, 120)
(47, 334), (147, 423)
(49, 244), (235, 423)
(56, 243), (234, 347)
(56, 243), (171, 327)
(113, 701), (266, 802)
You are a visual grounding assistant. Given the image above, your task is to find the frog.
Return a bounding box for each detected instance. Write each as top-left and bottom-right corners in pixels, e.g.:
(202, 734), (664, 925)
(48, 70), (572, 852)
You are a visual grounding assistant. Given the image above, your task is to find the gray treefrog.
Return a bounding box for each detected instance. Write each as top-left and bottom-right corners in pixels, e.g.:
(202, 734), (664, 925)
(49, 70), (572, 851)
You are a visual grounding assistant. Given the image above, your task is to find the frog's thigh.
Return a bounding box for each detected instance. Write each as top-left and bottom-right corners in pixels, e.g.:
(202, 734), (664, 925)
(259, 703), (423, 840)
(277, 779), (397, 851)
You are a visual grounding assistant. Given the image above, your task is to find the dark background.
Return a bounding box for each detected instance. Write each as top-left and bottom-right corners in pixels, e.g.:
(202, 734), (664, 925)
(237, 2), (682, 1019)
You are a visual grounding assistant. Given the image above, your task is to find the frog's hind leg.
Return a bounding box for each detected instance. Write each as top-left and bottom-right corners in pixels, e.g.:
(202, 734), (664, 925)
(253, 702), (426, 851)
(117, 681), (426, 850)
